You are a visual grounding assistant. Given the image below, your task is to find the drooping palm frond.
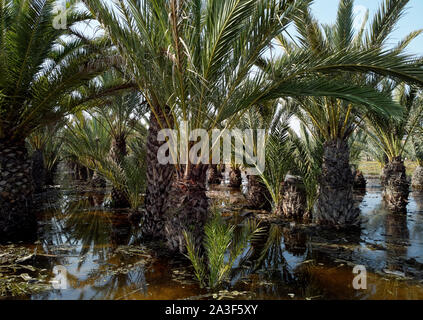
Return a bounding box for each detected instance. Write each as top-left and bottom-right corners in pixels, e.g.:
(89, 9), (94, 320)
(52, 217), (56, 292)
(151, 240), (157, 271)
(0, 0), (126, 142)
(268, 0), (423, 148)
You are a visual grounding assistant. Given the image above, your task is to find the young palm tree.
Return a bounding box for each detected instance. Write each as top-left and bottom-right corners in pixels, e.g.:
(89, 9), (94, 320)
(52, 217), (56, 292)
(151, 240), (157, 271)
(266, 0), (423, 226)
(240, 103), (287, 212)
(283, 123), (323, 219)
(349, 129), (368, 190)
(365, 84), (423, 211)
(412, 128), (423, 190)
(62, 113), (112, 180)
(0, 0), (125, 241)
(89, 83), (146, 207)
(27, 121), (65, 191)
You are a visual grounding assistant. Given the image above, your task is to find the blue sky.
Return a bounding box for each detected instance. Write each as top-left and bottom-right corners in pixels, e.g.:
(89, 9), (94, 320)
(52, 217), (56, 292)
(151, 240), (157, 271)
(310, 0), (423, 55)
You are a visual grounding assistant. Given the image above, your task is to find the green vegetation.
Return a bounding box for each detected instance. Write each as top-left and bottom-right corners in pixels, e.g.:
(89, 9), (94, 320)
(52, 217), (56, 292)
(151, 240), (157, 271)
(184, 210), (263, 289)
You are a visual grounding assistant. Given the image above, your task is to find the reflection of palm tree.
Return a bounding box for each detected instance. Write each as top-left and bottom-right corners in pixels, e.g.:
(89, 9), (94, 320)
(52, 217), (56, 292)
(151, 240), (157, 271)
(63, 200), (114, 268)
(110, 215), (132, 246)
(88, 193), (106, 208)
(282, 226), (308, 257)
(385, 213), (409, 272)
(91, 270), (148, 300)
(410, 192), (423, 244)
(248, 224), (292, 282)
(412, 191), (423, 213)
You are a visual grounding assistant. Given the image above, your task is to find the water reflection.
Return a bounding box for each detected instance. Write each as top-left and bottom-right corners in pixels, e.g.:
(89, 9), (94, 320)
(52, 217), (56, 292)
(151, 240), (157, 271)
(5, 177), (423, 300)
(384, 213), (409, 274)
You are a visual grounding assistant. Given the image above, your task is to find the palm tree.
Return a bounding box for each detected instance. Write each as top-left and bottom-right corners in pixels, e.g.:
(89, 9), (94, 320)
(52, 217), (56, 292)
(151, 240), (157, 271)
(27, 121), (65, 191)
(412, 127), (423, 190)
(0, 0), (128, 241)
(364, 83), (423, 211)
(84, 0), (312, 251)
(282, 123), (323, 219)
(228, 164), (242, 188)
(240, 103), (288, 212)
(266, 0), (423, 226)
(88, 77), (146, 207)
(207, 164), (223, 185)
(62, 112), (112, 179)
(86, 0), (423, 250)
(349, 129), (368, 190)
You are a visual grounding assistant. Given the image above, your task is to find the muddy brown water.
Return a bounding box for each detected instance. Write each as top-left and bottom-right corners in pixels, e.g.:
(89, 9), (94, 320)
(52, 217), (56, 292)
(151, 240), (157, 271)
(2, 173), (423, 300)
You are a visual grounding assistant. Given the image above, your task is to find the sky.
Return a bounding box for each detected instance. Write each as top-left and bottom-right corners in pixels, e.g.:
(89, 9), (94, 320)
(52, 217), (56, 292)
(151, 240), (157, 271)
(310, 0), (423, 55)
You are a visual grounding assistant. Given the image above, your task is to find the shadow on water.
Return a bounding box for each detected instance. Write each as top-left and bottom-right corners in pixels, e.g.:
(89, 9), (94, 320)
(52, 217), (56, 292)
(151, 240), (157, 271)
(2, 174), (423, 300)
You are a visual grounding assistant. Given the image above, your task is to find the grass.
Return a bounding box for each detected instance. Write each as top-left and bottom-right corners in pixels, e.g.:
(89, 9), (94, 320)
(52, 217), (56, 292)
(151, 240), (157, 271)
(357, 161), (418, 177)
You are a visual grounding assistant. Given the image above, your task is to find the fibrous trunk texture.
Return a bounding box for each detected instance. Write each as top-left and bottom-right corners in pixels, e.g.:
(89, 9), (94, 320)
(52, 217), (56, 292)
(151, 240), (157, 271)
(31, 149), (45, 193)
(109, 134), (129, 208)
(76, 164), (89, 181)
(314, 139), (360, 227)
(45, 162), (58, 186)
(0, 140), (37, 242)
(412, 166), (423, 191)
(163, 165), (209, 253)
(91, 170), (106, 188)
(228, 166), (242, 188)
(207, 164), (222, 185)
(276, 176), (309, 221)
(381, 157), (409, 212)
(142, 107), (175, 240)
(352, 168), (366, 190)
(246, 175), (272, 211)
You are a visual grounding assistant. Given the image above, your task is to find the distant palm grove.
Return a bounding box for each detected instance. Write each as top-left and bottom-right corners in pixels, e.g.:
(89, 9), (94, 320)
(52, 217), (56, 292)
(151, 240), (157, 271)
(2, 0), (423, 283)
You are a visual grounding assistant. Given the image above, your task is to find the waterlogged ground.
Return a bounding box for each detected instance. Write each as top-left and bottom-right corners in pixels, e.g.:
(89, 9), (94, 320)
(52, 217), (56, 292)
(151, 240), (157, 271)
(1, 173), (423, 300)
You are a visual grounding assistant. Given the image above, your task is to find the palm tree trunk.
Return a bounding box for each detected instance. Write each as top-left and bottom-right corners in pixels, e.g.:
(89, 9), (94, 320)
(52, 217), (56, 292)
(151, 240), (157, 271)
(31, 149), (45, 193)
(91, 170), (106, 188)
(246, 175), (272, 211)
(352, 168), (366, 190)
(109, 134), (129, 208)
(207, 164), (222, 185)
(142, 107), (175, 240)
(381, 157), (409, 212)
(0, 140), (37, 242)
(228, 166), (242, 188)
(45, 162), (58, 186)
(412, 165), (423, 190)
(314, 139), (360, 227)
(276, 176), (309, 220)
(163, 164), (209, 253)
(76, 164), (89, 181)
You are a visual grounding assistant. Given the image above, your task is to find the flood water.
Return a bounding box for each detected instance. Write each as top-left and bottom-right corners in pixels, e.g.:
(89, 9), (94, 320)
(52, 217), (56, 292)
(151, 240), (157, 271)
(2, 174), (423, 300)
